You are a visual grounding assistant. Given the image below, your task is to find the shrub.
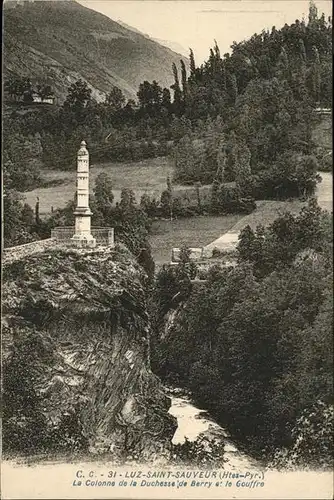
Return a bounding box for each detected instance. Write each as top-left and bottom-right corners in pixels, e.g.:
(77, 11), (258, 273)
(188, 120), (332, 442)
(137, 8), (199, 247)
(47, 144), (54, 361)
(270, 402), (333, 470)
(171, 436), (227, 467)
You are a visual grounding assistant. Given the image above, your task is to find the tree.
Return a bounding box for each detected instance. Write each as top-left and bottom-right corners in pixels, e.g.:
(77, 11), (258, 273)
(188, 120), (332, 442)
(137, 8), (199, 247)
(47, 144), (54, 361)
(36, 84), (53, 101)
(189, 48), (196, 77)
(63, 80), (92, 112)
(216, 141), (227, 183)
(161, 88), (172, 113)
(235, 143), (252, 196)
(3, 190), (36, 247)
(153, 204), (332, 459)
(105, 86), (126, 112)
(195, 181), (202, 211)
(93, 173), (114, 217)
(5, 77), (30, 102)
(137, 80), (163, 116)
(21, 79), (34, 103)
(171, 63), (183, 114)
(210, 179), (221, 213)
(180, 60), (188, 100)
(137, 246), (155, 282)
(160, 176), (174, 220)
(276, 46), (290, 81)
(308, 0), (318, 25)
(237, 225), (257, 262)
(308, 46), (321, 104)
(120, 188), (137, 213)
(140, 193), (158, 217)
(228, 73), (238, 104)
(3, 134), (42, 191)
(225, 131), (238, 182)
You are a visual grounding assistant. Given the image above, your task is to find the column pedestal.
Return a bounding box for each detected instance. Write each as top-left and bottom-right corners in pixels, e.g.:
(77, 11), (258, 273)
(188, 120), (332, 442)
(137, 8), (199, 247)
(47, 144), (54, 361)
(71, 207), (96, 248)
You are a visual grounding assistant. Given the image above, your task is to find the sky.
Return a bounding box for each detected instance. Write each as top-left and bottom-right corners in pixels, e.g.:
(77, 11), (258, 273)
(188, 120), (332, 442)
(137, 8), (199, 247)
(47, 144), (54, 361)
(78, 0), (332, 63)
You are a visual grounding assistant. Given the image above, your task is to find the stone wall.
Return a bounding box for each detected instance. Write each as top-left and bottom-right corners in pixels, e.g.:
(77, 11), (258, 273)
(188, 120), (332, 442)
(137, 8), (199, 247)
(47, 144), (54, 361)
(3, 238), (54, 264)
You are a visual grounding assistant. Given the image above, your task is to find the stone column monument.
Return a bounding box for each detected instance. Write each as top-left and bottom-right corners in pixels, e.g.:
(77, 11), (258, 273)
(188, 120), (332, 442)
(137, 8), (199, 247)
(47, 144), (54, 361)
(71, 141), (96, 248)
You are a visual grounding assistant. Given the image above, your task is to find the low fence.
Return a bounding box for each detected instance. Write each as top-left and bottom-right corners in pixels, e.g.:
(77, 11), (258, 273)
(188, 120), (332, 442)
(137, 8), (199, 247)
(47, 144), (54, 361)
(51, 227), (114, 247)
(4, 227), (115, 263)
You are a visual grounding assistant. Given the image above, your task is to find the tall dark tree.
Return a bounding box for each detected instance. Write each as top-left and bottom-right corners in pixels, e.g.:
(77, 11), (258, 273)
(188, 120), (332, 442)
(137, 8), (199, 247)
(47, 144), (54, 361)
(308, 46), (321, 104)
(189, 48), (196, 77)
(171, 63), (183, 114)
(180, 60), (188, 99)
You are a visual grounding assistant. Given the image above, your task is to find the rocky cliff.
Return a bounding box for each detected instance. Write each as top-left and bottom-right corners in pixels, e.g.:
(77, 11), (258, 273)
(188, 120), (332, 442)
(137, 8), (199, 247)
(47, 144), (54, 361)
(2, 243), (176, 460)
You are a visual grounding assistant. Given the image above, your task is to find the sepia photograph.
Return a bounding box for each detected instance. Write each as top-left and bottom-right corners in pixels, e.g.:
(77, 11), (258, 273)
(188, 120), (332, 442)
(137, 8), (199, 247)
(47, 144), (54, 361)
(1, 0), (333, 498)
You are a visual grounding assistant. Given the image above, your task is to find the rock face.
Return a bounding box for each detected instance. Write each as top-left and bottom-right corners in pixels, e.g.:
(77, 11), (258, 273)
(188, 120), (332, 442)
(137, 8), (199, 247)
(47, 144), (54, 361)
(2, 244), (176, 459)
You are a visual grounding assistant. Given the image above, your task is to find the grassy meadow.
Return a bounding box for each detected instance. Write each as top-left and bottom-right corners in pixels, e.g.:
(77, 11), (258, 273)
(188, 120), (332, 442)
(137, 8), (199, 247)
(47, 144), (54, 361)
(23, 156), (214, 215)
(150, 214), (243, 265)
(24, 157), (174, 214)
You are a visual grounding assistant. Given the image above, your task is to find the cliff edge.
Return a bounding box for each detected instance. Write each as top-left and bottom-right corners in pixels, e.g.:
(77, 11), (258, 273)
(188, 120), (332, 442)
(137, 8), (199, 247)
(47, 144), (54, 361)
(2, 244), (176, 460)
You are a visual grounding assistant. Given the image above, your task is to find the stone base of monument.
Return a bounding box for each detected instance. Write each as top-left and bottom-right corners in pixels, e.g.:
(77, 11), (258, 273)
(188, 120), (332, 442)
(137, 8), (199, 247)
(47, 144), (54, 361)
(70, 234), (96, 248)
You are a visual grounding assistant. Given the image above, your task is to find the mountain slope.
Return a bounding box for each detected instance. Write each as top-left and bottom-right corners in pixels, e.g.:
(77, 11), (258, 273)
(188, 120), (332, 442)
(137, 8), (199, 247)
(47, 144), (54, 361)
(3, 0), (189, 101)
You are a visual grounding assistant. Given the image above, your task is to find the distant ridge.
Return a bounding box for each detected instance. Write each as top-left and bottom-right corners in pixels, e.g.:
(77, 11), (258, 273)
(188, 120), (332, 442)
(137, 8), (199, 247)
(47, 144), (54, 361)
(117, 18), (189, 56)
(153, 39), (189, 57)
(3, 0), (189, 102)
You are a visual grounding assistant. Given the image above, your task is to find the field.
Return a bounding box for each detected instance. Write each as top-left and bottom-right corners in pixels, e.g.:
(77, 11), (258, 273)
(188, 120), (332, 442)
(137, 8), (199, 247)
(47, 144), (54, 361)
(149, 214), (243, 265)
(23, 157), (174, 215)
(23, 156), (214, 215)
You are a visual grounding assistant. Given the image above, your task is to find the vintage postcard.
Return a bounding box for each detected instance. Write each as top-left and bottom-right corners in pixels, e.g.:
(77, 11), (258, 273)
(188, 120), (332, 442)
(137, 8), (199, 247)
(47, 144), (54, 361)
(1, 0), (333, 499)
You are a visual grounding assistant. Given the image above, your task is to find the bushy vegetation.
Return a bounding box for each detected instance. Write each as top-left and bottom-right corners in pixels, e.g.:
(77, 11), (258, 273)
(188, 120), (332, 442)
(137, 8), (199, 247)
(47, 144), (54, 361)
(3, 325), (88, 455)
(171, 436), (227, 468)
(151, 201), (333, 466)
